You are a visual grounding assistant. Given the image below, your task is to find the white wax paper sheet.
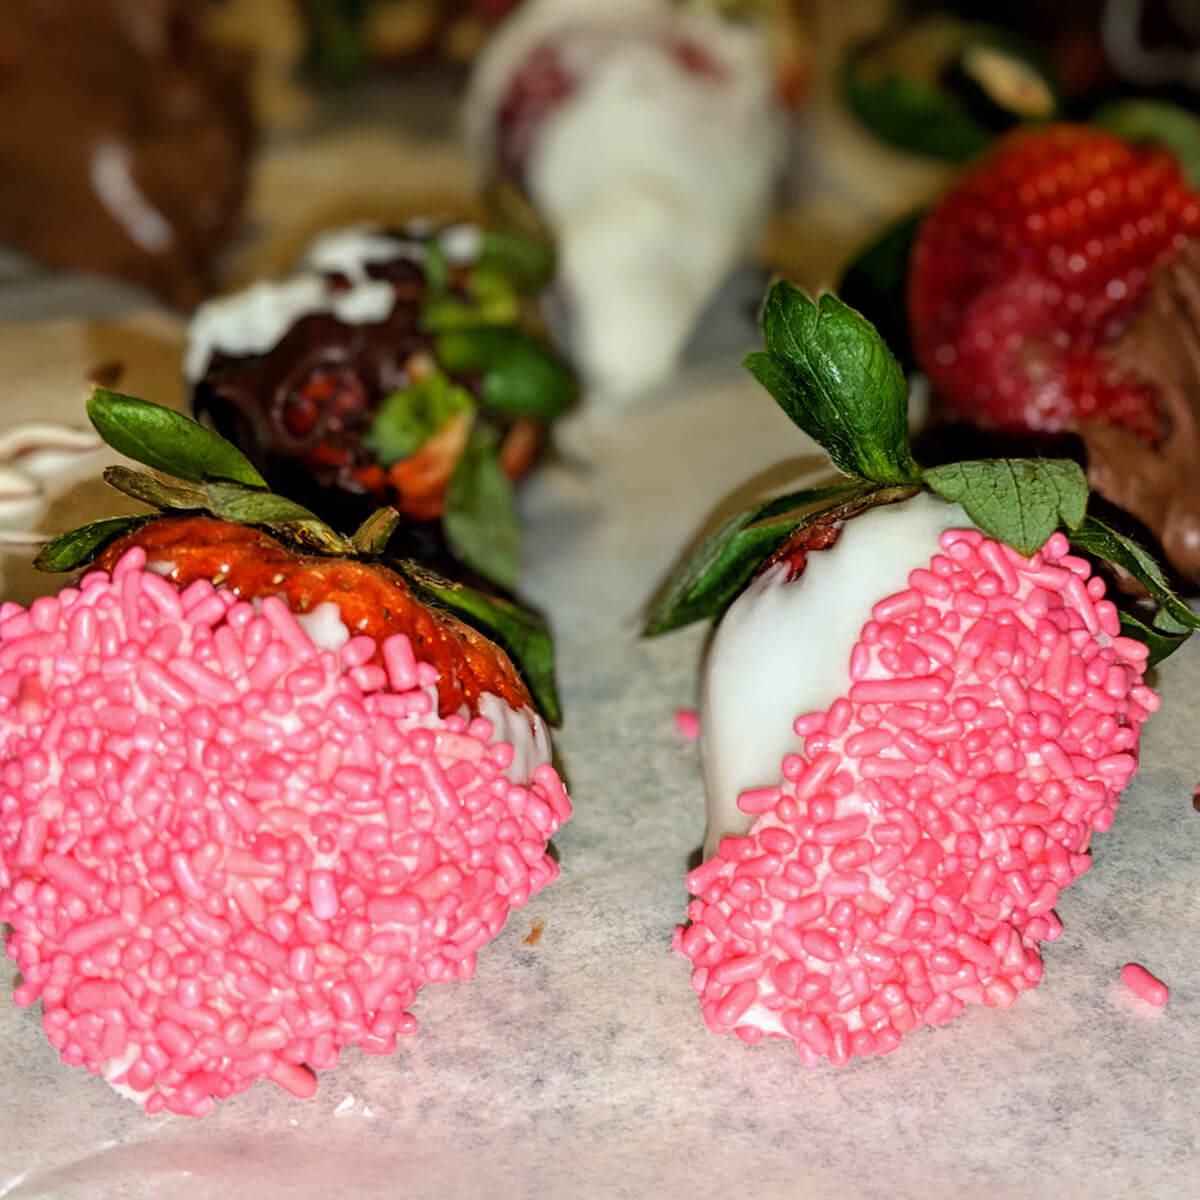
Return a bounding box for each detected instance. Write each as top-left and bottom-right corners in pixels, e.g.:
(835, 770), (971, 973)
(1, 342), (1199, 1200)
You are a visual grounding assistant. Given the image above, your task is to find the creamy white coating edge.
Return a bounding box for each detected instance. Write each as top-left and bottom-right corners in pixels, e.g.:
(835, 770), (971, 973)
(281, 597), (550, 784)
(699, 492), (968, 859)
(299, 224), (423, 283)
(183, 273), (396, 384)
(477, 692), (553, 785)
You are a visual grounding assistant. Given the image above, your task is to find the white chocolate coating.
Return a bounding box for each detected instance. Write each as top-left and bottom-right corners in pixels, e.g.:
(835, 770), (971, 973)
(300, 225), (423, 282)
(183, 274), (396, 383)
(699, 493), (967, 858)
(466, 0), (783, 400)
(478, 691), (553, 785)
(294, 600), (353, 653)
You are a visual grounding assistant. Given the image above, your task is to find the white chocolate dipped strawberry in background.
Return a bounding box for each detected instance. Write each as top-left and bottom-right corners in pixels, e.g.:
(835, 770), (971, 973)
(647, 282), (1183, 1062)
(465, 0), (785, 401)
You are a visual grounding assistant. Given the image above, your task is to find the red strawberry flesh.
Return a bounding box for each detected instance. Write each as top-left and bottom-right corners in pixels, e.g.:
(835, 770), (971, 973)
(94, 516), (532, 719)
(909, 124), (1200, 440)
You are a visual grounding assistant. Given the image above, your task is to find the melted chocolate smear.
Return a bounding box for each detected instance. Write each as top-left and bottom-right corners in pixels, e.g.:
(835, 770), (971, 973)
(194, 303), (427, 512)
(918, 242), (1200, 597)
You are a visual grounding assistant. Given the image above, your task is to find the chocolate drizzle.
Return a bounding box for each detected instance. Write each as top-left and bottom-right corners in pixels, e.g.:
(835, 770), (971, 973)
(1082, 240), (1200, 584)
(0, 0), (252, 306)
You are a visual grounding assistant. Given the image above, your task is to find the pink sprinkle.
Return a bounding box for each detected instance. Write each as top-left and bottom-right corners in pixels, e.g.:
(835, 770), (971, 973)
(0, 554), (570, 1115)
(308, 870), (339, 920)
(1121, 963), (1169, 1006)
(383, 634), (418, 692)
(681, 529), (1154, 1063)
(674, 708), (700, 740)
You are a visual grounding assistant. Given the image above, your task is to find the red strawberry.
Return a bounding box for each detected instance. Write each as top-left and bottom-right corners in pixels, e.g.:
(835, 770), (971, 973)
(908, 123), (1200, 440)
(0, 393), (569, 1116)
(93, 516), (532, 720)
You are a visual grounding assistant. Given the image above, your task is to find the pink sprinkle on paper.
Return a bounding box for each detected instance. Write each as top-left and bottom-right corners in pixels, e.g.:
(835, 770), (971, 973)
(1121, 963), (1169, 1007)
(0, 553), (570, 1116)
(675, 708), (700, 740)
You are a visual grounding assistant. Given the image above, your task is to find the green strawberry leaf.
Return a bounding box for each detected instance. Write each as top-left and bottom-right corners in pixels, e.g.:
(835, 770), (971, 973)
(746, 286), (919, 485)
(422, 234), (449, 293)
(922, 458), (1087, 555)
(444, 430), (520, 591)
(398, 561), (560, 724)
(1113, 609), (1191, 667)
(363, 372), (476, 467)
(478, 231), (555, 293)
(351, 507), (402, 556)
(842, 19), (1057, 161)
(204, 481), (351, 554)
(103, 466), (207, 512)
(838, 210), (924, 367)
(644, 481), (886, 636)
(843, 53), (994, 162)
(422, 264), (521, 331)
(435, 328), (578, 420)
(1092, 99), (1200, 186)
(35, 514), (155, 573)
(88, 389), (266, 488)
(298, 0), (371, 82)
(1070, 516), (1200, 641)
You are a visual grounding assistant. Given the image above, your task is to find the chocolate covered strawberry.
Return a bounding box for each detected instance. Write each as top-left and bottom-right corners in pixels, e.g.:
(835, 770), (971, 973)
(187, 219), (575, 590)
(647, 283), (1195, 1062)
(0, 390), (569, 1115)
(906, 120), (1200, 584)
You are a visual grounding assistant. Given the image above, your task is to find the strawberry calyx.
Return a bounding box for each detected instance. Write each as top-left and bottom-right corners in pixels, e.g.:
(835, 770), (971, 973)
(35, 388), (562, 722)
(645, 281), (1200, 664)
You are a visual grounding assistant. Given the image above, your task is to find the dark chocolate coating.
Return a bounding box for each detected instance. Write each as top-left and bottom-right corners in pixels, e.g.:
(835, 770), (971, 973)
(191, 254), (528, 579)
(193, 273), (430, 531)
(0, 0), (252, 306)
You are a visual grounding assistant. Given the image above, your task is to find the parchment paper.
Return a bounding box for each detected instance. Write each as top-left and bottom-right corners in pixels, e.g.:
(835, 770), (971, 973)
(1, 345), (1198, 1200)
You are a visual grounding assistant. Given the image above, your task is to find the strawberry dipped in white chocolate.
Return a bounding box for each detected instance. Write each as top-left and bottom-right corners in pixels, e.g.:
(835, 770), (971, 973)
(700, 491), (966, 859)
(466, 0), (784, 400)
(648, 283), (1188, 1063)
(0, 393), (570, 1116)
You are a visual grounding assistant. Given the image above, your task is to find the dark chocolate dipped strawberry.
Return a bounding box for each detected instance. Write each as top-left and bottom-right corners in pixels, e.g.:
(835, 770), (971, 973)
(187, 220), (574, 591)
(0, 388), (568, 1116)
(647, 283), (1195, 1063)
